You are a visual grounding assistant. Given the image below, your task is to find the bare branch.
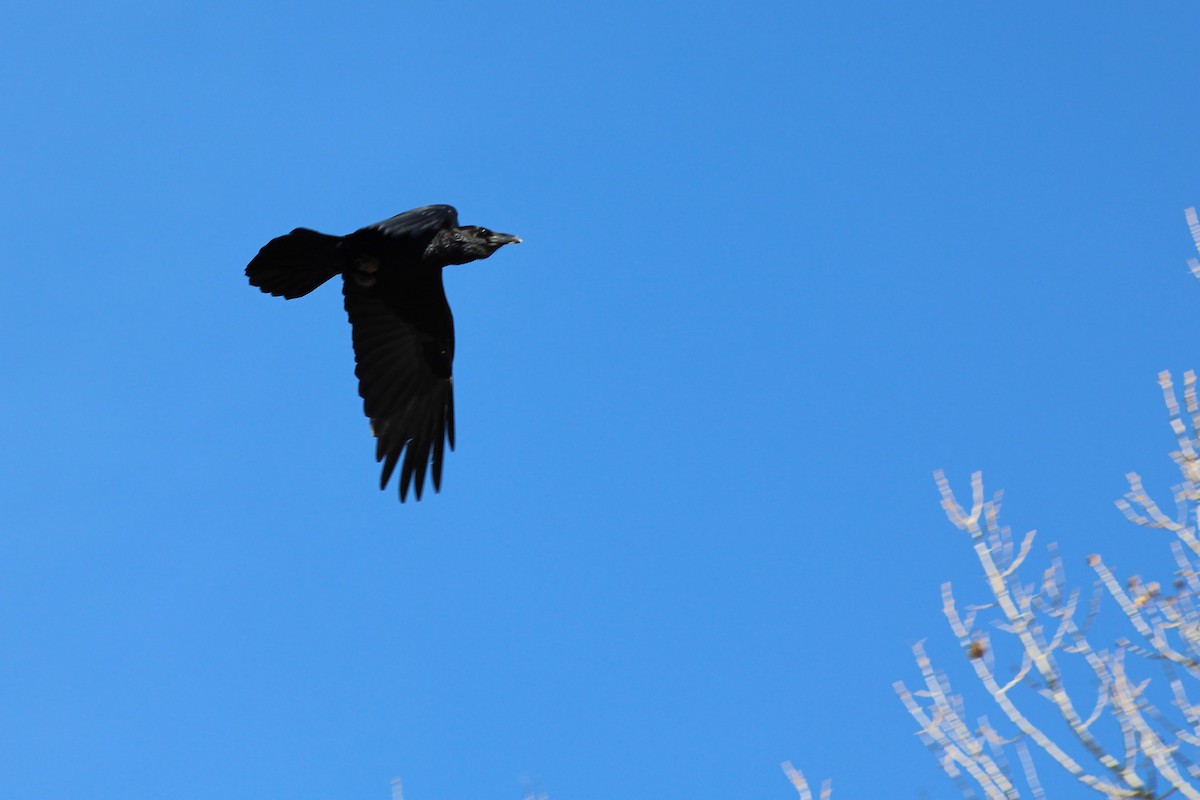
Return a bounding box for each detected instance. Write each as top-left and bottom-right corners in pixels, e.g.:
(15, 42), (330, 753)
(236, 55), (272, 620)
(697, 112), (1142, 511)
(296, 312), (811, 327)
(905, 212), (1200, 800)
(1110, 654), (1200, 799)
(782, 761), (831, 800)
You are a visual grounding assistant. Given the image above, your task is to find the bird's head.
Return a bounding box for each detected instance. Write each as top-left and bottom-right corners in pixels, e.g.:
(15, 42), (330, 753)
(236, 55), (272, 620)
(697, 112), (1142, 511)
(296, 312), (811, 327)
(445, 225), (522, 264)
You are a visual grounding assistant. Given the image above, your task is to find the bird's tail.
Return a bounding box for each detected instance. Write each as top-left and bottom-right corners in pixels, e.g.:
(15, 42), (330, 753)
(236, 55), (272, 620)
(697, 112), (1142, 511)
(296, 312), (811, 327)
(246, 228), (344, 299)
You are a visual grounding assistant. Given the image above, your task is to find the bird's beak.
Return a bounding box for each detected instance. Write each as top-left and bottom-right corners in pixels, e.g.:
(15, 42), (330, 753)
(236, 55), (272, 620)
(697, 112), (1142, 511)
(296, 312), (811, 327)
(490, 233), (522, 246)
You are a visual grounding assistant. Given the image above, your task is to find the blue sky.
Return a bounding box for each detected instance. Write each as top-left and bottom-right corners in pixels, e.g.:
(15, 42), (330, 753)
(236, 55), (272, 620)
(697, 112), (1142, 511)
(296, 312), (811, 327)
(3, 2), (1200, 798)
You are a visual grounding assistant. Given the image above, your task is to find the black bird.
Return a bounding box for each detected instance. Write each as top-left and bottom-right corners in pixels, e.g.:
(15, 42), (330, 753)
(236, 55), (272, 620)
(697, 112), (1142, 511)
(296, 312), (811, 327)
(246, 204), (521, 501)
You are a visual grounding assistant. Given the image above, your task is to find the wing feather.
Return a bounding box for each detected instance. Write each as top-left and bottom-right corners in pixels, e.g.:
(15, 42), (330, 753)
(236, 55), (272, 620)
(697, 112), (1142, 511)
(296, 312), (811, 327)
(343, 276), (455, 501)
(364, 205), (458, 240)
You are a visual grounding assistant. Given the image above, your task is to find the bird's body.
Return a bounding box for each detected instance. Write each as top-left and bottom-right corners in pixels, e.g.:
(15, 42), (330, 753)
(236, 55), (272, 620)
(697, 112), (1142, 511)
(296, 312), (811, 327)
(246, 204), (521, 501)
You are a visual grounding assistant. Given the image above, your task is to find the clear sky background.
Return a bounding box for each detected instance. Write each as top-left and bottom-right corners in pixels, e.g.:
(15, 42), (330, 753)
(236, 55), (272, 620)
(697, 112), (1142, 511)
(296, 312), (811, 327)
(3, 3), (1200, 798)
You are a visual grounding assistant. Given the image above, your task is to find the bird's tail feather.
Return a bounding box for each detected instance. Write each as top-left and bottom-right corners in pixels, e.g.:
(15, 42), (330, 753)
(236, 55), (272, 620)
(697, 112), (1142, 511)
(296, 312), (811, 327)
(246, 228), (343, 299)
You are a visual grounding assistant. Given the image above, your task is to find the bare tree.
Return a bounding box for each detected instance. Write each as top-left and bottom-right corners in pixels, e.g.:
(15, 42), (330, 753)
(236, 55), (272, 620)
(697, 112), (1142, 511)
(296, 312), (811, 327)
(892, 210), (1200, 798)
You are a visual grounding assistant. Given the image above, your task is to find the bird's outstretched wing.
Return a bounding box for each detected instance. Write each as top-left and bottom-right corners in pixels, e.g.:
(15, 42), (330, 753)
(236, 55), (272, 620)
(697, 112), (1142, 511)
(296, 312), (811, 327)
(363, 204), (459, 240)
(342, 275), (455, 502)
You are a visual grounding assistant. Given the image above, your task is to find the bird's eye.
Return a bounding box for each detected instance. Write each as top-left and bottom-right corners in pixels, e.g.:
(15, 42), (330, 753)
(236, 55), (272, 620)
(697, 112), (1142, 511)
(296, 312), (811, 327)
(479, 228), (492, 238)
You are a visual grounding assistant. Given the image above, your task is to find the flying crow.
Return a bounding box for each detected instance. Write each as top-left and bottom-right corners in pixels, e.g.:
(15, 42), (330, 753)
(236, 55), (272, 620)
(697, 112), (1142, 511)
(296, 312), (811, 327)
(246, 204), (521, 501)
